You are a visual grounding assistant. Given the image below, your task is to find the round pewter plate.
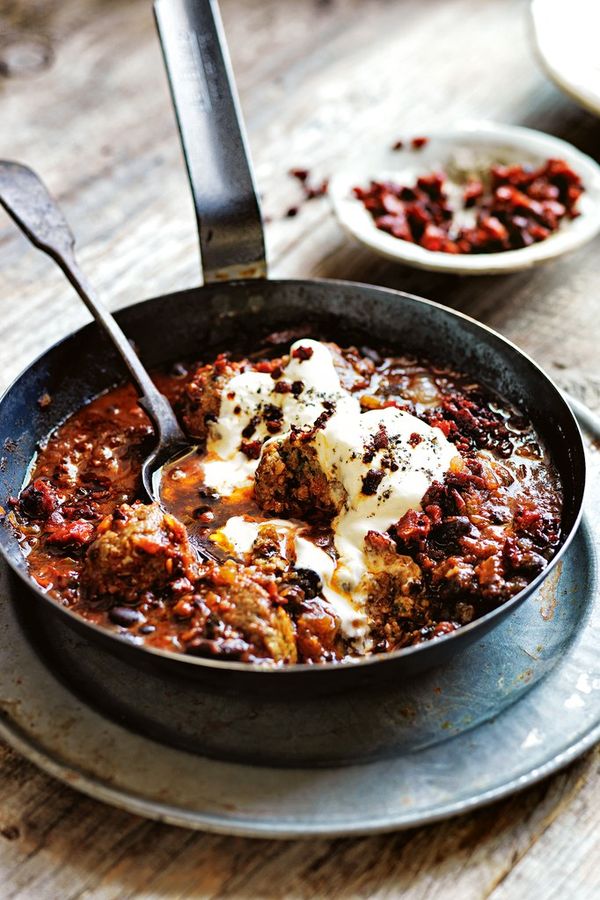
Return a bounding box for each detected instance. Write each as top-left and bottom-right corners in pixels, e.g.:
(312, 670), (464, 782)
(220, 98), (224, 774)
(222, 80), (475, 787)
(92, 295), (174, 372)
(0, 456), (598, 838)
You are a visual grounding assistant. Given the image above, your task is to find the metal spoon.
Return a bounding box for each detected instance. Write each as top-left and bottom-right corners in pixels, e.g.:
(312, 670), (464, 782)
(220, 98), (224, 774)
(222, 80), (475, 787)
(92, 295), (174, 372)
(0, 160), (189, 502)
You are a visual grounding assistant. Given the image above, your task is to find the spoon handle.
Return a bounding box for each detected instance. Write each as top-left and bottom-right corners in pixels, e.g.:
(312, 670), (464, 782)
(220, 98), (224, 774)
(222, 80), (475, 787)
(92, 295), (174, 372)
(0, 161), (185, 446)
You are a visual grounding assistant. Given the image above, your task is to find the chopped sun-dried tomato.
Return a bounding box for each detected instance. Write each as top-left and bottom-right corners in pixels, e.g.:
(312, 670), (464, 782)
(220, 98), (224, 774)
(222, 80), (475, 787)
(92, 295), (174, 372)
(45, 519), (95, 546)
(353, 157), (583, 254)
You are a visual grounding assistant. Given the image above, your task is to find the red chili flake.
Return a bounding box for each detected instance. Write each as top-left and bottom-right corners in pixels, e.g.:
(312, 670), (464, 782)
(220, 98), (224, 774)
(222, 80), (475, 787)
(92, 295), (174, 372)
(305, 178), (329, 199)
(483, 215), (509, 240)
(408, 432), (423, 447)
(361, 469), (385, 495)
(287, 168), (329, 212)
(266, 420), (282, 434)
(528, 223), (551, 242)
(391, 508), (431, 544)
(18, 478), (60, 519)
(463, 180), (484, 207)
(289, 168), (309, 182)
(375, 213), (413, 242)
(274, 380), (292, 394)
(391, 139), (404, 151)
(214, 353), (231, 375)
(292, 345), (314, 361)
(254, 358), (281, 374)
(416, 171), (445, 199)
(424, 503), (443, 526)
(373, 423), (389, 450)
(421, 224), (449, 252)
(365, 529), (396, 552)
(352, 157), (584, 255)
(45, 520), (95, 546)
(411, 136), (429, 150)
(297, 401), (335, 441)
(240, 439), (262, 460)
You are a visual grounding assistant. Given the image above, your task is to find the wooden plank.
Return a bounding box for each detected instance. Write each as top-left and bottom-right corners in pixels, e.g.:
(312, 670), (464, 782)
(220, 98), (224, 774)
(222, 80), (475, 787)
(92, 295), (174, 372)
(489, 750), (600, 899)
(0, 745), (597, 899)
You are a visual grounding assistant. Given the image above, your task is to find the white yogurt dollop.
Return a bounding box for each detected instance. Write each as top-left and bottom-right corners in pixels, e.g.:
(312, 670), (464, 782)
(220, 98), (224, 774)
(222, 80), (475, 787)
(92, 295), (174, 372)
(203, 339), (353, 494)
(205, 339), (458, 649)
(216, 516), (368, 642)
(312, 404), (457, 596)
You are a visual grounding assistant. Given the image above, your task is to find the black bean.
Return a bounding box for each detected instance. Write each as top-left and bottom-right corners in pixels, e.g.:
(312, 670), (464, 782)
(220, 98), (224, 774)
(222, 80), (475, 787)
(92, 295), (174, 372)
(293, 567), (323, 599)
(109, 606), (145, 627)
(198, 487), (219, 501)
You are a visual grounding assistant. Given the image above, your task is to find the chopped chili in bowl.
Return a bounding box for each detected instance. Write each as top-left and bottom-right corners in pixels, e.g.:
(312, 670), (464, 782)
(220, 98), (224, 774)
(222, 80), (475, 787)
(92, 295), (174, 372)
(353, 158), (584, 254)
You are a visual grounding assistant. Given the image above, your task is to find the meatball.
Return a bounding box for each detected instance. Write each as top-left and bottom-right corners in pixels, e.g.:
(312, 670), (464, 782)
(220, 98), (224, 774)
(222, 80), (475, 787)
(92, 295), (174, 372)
(186, 561), (297, 664)
(181, 356), (240, 441)
(363, 530), (425, 651)
(254, 434), (345, 519)
(82, 502), (198, 604)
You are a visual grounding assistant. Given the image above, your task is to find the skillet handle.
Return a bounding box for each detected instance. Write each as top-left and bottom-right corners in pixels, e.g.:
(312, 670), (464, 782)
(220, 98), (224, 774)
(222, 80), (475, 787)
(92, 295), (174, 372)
(154, 0), (266, 284)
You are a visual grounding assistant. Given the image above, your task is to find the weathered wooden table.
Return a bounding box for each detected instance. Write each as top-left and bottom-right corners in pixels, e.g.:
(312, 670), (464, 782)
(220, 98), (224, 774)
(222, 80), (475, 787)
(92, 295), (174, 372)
(0, 0), (598, 896)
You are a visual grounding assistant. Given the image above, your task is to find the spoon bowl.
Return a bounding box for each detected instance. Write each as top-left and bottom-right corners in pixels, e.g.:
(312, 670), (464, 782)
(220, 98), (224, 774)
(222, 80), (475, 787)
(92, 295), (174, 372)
(329, 121), (600, 275)
(0, 161), (215, 554)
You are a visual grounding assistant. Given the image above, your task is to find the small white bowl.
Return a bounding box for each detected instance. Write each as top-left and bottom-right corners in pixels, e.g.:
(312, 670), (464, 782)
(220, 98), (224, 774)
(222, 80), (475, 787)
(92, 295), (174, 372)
(329, 122), (600, 275)
(530, 0), (600, 118)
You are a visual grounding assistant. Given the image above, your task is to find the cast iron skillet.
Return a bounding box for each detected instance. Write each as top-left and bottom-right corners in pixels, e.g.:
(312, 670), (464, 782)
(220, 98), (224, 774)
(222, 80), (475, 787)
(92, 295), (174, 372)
(0, 0), (586, 765)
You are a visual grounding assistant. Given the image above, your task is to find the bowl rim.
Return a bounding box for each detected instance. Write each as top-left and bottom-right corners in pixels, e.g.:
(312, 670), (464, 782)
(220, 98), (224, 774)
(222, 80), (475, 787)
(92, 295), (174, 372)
(329, 121), (600, 275)
(530, 0), (600, 119)
(0, 276), (587, 676)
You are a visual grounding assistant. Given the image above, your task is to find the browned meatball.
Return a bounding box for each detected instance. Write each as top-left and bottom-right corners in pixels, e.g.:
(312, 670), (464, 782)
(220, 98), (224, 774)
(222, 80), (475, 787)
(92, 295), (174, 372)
(363, 530), (425, 651)
(181, 356), (241, 441)
(185, 561), (297, 664)
(81, 502), (198, 604)
(254, 434), (345, 519)
(181, 343), (371, 443)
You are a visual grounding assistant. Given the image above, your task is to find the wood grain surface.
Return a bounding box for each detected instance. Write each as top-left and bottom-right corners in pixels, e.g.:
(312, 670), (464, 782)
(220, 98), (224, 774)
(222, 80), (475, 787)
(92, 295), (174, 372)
(0, 0), (598, 896)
